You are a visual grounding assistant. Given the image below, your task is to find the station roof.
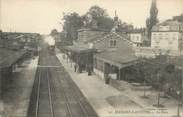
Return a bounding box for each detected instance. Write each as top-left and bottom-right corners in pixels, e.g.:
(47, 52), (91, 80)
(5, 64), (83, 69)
(95, 48), (138, 68)
(0, 48), (27, 68)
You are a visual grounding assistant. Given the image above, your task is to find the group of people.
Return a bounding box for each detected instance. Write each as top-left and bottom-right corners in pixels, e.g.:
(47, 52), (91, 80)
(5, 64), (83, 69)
(74, 63), (92, 75)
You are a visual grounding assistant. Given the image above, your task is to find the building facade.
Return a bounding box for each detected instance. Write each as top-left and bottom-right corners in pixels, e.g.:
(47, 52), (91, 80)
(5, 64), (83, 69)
(63, 27), (138, 81)
(151, 20), (183, 55)
(129, 29), (145, 47)
(92, 32), (137, 81)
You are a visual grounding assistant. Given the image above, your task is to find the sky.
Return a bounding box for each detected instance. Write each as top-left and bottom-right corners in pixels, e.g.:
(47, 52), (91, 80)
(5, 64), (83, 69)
(0, 0), (183, 34)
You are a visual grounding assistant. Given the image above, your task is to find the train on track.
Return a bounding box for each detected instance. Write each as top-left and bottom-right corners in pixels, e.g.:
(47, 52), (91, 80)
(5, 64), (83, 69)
(45, 36), (56, 53)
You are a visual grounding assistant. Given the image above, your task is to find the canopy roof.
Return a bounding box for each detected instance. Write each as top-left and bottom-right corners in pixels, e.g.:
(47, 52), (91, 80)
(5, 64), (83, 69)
(95, 48), (138, 68)
(0, 48), (27, 68)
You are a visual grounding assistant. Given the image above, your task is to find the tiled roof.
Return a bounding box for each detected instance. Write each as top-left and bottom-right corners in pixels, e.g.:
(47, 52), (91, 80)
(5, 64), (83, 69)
(0, 48), (27, 68)
(159, 20), (183, 26)
(78, 27), (110, 32)
(93, 32), (133, 45)
(95, 48), (138, 68)
(152, 20), (183, 31)
(84, 32), (108, 43)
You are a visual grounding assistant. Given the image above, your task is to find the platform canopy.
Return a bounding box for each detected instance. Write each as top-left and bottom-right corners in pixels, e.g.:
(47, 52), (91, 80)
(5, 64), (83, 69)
(0, 48), (27, 68)
(95, 49), (138, 69)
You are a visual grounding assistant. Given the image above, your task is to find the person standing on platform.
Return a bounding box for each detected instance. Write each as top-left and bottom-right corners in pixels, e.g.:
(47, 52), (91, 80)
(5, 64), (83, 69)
(74, 63), (77, 72)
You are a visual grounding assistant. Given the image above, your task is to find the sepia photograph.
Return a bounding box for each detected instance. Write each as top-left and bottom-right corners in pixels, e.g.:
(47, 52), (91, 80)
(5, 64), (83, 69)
(0, 0), (183, 117)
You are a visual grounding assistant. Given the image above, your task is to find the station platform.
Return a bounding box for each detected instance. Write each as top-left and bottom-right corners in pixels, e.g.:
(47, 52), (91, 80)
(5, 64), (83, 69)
(56, 52), (182, 117)
(2, 57), (38, 117)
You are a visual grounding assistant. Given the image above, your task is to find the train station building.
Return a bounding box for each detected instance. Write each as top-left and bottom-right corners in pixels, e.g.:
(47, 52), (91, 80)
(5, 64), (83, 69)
(62, 26), (139, 82)
(93, 32), (138, 81)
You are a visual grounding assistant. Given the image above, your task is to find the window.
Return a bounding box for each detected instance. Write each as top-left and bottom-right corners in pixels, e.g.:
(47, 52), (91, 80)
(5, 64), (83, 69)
(168, 41), (173, 44)
(156, 41), (160, 44)
(110, 40), (117, 47)
(153, 33), (156, 36)
(110, 40), (113, 47)
(155, 45), (159, 48)
(153, 36), (157, 40)
(173, 34), (177, 40)
(165, 33), (168, 39)
(113, 40), (116, 46)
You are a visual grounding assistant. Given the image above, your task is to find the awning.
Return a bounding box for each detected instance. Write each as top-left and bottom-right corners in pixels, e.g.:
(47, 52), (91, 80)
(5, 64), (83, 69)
(94, 49), (138, 69)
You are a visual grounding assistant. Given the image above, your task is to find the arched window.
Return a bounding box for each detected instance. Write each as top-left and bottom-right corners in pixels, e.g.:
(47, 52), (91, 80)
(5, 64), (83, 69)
(110, 40), (117, 47)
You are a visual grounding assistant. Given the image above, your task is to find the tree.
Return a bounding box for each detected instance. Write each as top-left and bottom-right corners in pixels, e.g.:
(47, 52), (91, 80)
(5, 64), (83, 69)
(87, 5), (108, 19)
(146, 0), (158, 40)
(0, 30), (2, 39)
(97, 16), (114, 30)
(83, 5), (114, 30)
(62, 12), (83, 42)
(50, 29), (58, 37)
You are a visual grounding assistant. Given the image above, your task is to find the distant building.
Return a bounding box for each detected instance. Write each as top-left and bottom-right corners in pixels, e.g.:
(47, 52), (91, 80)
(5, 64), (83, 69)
(151, 20), (183, 55)
(129, 29), (146, 47)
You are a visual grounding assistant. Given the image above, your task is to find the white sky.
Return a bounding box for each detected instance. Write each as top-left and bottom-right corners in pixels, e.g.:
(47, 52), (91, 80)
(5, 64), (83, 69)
(0, 0), (183, 34)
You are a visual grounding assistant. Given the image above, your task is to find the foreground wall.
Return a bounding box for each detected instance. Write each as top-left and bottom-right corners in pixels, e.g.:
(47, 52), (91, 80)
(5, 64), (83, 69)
(0, 68), (3, 115)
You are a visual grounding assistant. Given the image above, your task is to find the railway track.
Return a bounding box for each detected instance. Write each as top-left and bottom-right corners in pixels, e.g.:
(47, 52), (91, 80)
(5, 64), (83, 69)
(27, 46), (98, 117)
(35, 67), (54, 117)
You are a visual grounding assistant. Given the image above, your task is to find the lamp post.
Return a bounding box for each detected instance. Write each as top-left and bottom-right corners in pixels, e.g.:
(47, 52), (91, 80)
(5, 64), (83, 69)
(176, 91), (181, 117)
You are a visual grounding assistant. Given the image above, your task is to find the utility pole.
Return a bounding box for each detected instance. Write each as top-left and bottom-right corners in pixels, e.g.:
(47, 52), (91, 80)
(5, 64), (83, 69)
(157, 71), (160, 107)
